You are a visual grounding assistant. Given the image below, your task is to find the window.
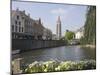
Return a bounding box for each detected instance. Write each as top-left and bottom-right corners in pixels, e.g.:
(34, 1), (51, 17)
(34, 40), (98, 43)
(17, 15), (19, 20)
(19, 21), (21, 25)
(22, 27), (23, 32)
(19, 27), (21, 32)
(15, 26), (17, 32)
(15, 20), (17, 25)
(22, 16), (24, 19)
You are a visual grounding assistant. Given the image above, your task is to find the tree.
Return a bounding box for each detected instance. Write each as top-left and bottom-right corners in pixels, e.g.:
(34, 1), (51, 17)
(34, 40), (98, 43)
(81, 6), (96, 44)
(65, 31), (75, 41)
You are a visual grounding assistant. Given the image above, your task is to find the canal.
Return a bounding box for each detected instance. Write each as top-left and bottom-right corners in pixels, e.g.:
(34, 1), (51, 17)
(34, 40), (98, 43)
(12, 45), (96, 66)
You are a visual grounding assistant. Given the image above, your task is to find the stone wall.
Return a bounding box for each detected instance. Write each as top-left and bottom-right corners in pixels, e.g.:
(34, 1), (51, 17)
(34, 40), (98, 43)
(12, 39), (66, 52)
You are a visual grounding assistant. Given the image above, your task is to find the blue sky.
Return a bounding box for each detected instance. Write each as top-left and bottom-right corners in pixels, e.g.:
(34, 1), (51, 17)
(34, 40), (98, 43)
(12, 1), (88, 36)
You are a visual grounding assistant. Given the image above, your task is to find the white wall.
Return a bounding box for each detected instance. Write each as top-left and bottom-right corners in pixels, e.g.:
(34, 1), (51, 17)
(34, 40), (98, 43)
(75, 31), (83, 39)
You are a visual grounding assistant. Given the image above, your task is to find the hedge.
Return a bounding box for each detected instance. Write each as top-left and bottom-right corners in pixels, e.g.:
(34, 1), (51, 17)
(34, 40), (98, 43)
(23, 60), (96, 73)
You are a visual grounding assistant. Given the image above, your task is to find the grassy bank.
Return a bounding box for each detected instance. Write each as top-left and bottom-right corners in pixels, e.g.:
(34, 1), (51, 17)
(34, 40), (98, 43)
(23, 60), (96, 73)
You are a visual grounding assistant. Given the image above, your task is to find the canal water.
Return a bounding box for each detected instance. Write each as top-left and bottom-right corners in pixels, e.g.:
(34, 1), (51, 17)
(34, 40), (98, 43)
(12, 45), (96, 65)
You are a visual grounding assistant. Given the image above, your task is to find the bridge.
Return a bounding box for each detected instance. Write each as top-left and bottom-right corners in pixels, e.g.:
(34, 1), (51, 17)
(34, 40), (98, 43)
(69, 39), (80, 45)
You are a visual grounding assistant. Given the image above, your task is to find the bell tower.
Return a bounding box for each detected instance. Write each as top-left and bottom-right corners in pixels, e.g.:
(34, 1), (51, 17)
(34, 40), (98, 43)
(56, 16), (61, 40)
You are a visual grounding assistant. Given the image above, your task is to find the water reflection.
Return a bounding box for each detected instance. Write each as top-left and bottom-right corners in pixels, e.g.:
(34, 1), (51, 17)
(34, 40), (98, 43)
(12, 45), (96, 65)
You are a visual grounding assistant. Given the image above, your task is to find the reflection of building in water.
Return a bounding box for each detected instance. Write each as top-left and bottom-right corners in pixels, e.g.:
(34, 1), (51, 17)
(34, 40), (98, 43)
(11, 8), (52, 40)
(56, 16), (62, 40)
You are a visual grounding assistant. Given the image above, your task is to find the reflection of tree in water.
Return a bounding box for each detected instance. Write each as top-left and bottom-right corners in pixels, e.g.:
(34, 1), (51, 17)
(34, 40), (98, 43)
(80, 47), (96, 60)
(12, 46), (96, 71)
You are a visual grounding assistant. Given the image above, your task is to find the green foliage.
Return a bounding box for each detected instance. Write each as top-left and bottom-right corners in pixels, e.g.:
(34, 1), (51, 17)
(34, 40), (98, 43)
(65, 31), (75, 41)
(81, 6), (96, 44)
(24, 60), (96, 73)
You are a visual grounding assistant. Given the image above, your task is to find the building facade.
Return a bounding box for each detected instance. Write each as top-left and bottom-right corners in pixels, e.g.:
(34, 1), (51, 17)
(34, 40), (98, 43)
(56, 16), (62, 40)
(75, 27), (84, 39)
(42, 28), (52, 40)
(11, 9), (51, 40)
(11, 9), (25, 33)
(52, 34), (57, 40)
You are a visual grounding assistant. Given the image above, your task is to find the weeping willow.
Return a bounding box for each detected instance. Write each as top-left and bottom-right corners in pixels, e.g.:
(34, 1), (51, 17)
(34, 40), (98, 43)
(81, 6), (96, 44)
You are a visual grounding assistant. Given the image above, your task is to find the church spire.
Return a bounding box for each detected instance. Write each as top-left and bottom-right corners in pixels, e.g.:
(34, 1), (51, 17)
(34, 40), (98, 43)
(57, 16), (61, 23)
(56, 16), (62, 40)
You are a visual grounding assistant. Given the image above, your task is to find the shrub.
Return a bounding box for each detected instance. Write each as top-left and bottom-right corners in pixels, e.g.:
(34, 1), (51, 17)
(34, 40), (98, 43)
(24, 60), (96, 73)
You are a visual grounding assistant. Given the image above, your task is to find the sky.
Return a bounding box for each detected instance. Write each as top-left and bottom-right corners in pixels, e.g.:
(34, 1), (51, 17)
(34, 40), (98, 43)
(12, 1), (88, 36)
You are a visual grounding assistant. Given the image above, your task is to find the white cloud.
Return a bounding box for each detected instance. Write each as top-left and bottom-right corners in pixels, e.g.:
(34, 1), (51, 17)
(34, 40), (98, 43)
(50, 7), (76, 21)
(51, 8), (67, 15)
(51, 7), (76, 16)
